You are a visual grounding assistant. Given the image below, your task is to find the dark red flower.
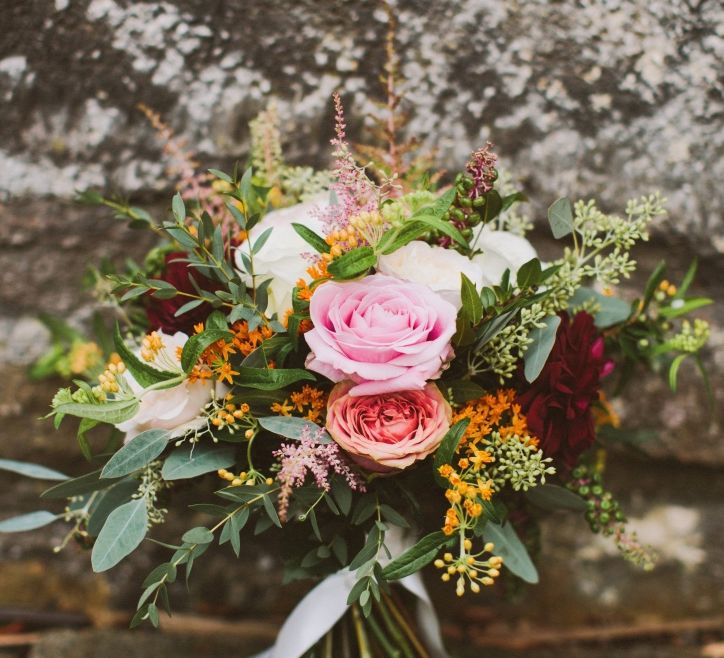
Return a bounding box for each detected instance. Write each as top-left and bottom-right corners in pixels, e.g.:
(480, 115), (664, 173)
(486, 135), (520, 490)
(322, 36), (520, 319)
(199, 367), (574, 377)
(146, 252), (216, 334)
(517, 312), (614, 469)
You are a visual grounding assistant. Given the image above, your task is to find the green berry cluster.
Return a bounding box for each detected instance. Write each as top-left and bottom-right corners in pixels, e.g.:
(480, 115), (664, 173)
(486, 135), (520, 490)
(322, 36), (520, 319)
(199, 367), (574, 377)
(568, 463), (626, 535)
(435, 171), (497, 247)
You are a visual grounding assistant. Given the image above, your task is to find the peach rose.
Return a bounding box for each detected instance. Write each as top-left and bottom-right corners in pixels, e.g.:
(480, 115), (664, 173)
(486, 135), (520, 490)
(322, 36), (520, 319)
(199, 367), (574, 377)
(325, 381), (452, 473)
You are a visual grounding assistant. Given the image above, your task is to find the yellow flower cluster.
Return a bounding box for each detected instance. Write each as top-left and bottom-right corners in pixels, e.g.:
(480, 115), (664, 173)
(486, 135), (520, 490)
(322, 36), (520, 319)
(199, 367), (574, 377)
(218, 468), (274, 488)
(97, 359), (126, 394)
(141, 332), (164, 362)
(434, 539), (503, 596)
(210, 393), (252, 432)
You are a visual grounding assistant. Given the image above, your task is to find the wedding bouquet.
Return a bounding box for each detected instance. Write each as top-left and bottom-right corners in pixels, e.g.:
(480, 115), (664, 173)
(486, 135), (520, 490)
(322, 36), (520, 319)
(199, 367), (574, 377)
(1, 61), (712, 657)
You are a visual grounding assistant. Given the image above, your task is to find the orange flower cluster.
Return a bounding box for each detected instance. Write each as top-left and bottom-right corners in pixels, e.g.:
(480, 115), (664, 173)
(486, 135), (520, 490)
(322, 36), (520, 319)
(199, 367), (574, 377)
(189, 320), (274, 384)
(271, 385), (327, 424)
(452, 389), (537, 448)
(439, 389), (537, 536)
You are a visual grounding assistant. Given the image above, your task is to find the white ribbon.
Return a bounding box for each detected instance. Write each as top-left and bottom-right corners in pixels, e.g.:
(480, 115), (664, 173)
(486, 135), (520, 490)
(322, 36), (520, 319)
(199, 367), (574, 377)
(254, 529), (449, 658)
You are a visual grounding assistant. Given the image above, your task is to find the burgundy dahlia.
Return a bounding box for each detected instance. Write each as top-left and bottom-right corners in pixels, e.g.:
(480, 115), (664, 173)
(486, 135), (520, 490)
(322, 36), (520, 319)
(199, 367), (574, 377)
(146, 252), (216, 334)
(517, 312), (614, 469)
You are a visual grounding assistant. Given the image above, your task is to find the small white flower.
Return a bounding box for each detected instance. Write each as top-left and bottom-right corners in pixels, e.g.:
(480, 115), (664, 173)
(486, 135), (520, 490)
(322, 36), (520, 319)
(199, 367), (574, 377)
(471, 225), (538, 286)
(234, 194), (330, 319)
(376, 240), (485, 309)
(116, 331), (219, 443)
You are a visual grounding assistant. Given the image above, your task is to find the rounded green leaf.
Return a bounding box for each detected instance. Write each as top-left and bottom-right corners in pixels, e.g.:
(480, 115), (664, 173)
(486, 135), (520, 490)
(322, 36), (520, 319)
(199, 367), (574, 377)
(482, 520), (539, 584)
(182, 527), (214, 544)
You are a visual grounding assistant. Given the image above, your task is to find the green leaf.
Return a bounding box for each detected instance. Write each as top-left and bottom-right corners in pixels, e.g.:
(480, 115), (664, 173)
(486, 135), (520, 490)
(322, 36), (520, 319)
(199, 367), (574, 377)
(501, 191), (527, 212)
(91, 498), (148, 572)
(235, 367), (315, 390)
(292, 223), (331, 254)
(0, 511), (58, 533)
(171, 193), (185, 223)
(174, 298), (205, 318)
(101, 429), (171, 479)
(407, 212), (467, 248)
(161, 443), (236, 480)
(77, 418), (97, 461)
(642, 261), (667, 307)
(445, 380), (485, 404)
(475, 309), (517, 348)
(55, 399), (140, 425)
(208, 168), (232, 183)
(382, 531), (450, 580)
(482, 190), (503, 224)
(547, 197), (574, 239)
(568, 288), (631, 328)
(524, 315), (561, 383)
(182, 527), (215, 544)
(433, 419), (470, 487)
(482, 520), (539, 584)
(181, 329), (232, 372)
(262, 494), (282, 528)
(87, 480), (140, 536)
(40, 469), (114, 499)
(326, 247), (376, 279)
(658, 297), (713, 319)
(460, 273), (483, 325)
(516, 258), (542, 290)
(0, 459), (68, 481)
(113, 324), (179, 387)
(257, 416), (331, 443)
(668, 353), (688, 392)
(677, 259), (698, 298)
(379, 504), (409, 528)
(525, 484), (587, 511)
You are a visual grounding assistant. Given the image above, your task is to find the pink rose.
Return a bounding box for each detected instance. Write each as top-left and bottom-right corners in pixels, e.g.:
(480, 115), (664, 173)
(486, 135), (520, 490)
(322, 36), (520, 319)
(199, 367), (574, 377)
(326, 381), (452, 472)
(305, 274), (457, 396)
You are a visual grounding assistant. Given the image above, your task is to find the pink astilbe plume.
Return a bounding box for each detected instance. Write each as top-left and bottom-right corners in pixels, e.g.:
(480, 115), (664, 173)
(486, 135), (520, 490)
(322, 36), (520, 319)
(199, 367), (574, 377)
(317, 93), (379, 235)
(273, 426), (366, 522)
(466, 141), (498, 199)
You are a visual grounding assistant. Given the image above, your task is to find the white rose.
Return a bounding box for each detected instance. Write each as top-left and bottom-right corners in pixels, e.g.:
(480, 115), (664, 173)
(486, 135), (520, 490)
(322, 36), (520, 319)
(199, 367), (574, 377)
(376, 240), (485, 309)
(471, 226), (537, 287)
(234, 194), (330, 319)
(116, 331), (218, 443)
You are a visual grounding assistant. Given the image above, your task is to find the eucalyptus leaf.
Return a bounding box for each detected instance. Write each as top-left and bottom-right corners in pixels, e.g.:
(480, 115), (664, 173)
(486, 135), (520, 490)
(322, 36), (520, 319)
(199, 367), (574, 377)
(91, 498), (148, 572)
(0, 459), (68, 481)
(161, 444), (236, 480)
(257, 416), (331, 443)
(482, 520), (539, 584)
(0, 511), (58, 533)
(524, 315), (561, 383)
(525, 484), (587, 511)
(87, 480), (140, 536)
(547, 197), (574, 239)
(41, 469), (114, 499)
(101, 429), (171, 479)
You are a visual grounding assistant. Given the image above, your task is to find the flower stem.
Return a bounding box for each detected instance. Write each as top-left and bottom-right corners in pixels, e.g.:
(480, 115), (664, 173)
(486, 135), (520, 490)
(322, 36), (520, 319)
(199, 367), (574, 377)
(351, 604), (374, 658)
(383, 591), (432, 658)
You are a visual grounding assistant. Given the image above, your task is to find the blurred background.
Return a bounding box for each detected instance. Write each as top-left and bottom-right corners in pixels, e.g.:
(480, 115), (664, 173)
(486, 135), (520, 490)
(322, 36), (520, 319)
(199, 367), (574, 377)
(0, 1), (722, 657)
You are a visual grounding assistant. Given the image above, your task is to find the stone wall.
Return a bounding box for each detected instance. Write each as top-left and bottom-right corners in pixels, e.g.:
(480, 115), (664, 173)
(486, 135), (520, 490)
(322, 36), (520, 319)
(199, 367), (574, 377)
(0, 0), (722, 652)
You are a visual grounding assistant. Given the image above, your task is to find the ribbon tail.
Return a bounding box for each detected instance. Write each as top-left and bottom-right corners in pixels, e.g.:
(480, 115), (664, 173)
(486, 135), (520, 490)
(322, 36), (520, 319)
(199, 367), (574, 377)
(251, 569), (357, 658)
